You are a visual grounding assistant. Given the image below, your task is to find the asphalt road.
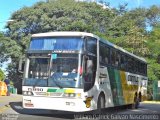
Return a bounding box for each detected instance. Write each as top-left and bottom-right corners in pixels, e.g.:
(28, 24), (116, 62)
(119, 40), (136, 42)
(0, 94), (160, 120)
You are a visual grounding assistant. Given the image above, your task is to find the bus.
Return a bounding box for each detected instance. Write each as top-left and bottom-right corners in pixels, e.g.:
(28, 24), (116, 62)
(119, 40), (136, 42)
(22, 31), (148, 112)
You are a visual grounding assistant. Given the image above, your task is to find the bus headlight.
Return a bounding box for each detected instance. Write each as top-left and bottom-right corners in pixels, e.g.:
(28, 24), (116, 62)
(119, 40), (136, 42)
(63, 93), (75, 97)
(23, 91), (28, 95)
(76, 93), (81, 98)
(70, 93), (75, 97)
(63, 93), (70, 97)
(63, 93), (81, 98)
(23, 91), (33, 96)
(28, 91), (33, 96)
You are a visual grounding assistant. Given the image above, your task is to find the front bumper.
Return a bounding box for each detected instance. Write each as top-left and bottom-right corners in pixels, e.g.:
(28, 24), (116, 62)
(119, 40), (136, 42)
(23, 96), (92, 112)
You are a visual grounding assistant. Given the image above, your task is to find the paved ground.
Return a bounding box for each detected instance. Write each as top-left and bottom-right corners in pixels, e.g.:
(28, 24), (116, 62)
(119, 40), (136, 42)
(0, 94), (22, 114)
(0, 95), (160, 120)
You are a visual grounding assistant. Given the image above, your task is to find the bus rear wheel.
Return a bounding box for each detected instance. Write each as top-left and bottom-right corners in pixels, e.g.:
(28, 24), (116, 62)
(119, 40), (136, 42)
(134, 99), (139, 109)
(132, 96), (139, 109)
(97, 94), (105, 113)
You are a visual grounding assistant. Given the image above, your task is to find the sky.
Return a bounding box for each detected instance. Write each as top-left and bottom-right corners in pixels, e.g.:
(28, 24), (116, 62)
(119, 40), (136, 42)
(0, 0), (46, 31)
(106, 0), (160, 9)
(0, 0), (160, 73)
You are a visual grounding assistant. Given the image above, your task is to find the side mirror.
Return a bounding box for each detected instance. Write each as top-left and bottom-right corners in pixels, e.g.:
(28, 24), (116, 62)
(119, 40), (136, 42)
(18, 58), (25, 73)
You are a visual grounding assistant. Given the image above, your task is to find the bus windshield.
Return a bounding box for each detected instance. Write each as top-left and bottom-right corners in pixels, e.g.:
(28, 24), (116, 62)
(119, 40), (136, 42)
(24, 54), (83, 88)
(48, 54), (81, 88)
(24, 57), (50, 87)
(29, 37), (83, 51)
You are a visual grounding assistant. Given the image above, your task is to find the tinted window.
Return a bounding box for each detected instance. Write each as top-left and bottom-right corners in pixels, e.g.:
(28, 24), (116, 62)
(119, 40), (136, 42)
(86, 37), (97, 55)
(110, 49), (120, 67)
(111, 49), (116, 66)
(30, 37), (83, 50)
(120, 54), (128, 71)
(99, 42), (110, 64)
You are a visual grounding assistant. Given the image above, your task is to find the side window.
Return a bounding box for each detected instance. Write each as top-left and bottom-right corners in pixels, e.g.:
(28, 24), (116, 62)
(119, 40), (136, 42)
(86, 37), (97, 55)
(145, 63), (147, 75)
(99, 42), (110, 65)
(120, 54), (127, 71)
(138, 62), (141, 74)
(110, 49), (120, 67)
(127, 58), (137, 73)
(115, 52), (121, 67)
(127, 57), (132, 72)
(135, 60), (139, 73)
(138, 62), (144, 75)
(140, 63), (143, 74)
(132, 59), (136, 73)
(111, 49), (116, 66)
(141, 63), (146, 75)
(135, 60), (146, 75)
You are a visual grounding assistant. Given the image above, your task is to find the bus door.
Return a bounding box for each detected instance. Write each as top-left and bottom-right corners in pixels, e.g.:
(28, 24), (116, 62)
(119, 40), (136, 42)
(83, 55), (97, 92)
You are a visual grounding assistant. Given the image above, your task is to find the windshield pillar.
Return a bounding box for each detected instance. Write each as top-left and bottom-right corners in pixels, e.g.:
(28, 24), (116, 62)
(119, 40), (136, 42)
(24, 58), (29, 79)
(75, 53), (82, 88)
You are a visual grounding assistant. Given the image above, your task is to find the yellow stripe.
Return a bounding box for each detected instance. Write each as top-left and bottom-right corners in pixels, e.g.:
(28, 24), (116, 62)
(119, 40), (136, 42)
(65, 89), (75, 93)
(120, 71), (138, 104)
(143, 101), (160, 104)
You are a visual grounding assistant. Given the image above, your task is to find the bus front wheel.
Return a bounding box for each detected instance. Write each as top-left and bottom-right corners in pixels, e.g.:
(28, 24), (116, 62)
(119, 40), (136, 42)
(97, 94), (105, 113)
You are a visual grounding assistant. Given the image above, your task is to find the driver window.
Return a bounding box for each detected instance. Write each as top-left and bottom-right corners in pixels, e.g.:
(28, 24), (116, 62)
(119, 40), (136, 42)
(29, 58), (49, 79)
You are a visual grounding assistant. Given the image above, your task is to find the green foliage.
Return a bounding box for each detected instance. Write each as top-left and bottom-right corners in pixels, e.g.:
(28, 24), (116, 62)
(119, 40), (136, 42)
(0, 69), (5, 81)
(147, 27), (160, 58)
(147, 59), (160, 80)
(6, 63), (23, 93)
(0, 32), (22, 63)
(146, 5), (160, 27)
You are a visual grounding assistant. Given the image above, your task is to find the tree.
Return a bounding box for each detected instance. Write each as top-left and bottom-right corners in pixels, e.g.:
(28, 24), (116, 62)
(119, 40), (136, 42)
(146, 5), (160, 27)
(146, 25), (160, 81)
(0, 69), (5, 81)
(0, 32), (22, 64)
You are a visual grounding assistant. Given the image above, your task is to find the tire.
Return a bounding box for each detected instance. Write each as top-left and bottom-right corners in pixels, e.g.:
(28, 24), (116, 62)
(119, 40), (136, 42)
(135, 99), (139, 109)
(97, 94), (105, 114)
(132, 98), (139, 109)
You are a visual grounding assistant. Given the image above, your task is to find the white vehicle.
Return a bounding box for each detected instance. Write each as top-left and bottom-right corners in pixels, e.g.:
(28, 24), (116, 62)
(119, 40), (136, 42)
(22, 31), (148, 112)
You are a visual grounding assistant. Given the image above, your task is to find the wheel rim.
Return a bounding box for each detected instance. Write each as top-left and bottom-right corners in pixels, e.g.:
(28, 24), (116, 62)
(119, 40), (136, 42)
(100, 96), (104, 108)
(98, 96), (105, 109)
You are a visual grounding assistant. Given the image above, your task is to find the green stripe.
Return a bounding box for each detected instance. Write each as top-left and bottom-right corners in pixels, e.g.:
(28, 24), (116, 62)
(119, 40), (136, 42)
(115, 70), (124, 105)
(56, 89), (65, 93)
(47, 88), (57, 92)
(108, 67), (124, 106)
(47, 88), (65, 93)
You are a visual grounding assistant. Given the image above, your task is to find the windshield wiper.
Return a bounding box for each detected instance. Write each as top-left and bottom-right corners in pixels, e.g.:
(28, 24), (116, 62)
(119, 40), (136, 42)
(53, 80), (63, 89)
(55, 82), (63, 89)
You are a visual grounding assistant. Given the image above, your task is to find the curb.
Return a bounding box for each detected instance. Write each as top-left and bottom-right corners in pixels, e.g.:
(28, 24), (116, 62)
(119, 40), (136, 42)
(143, 101), (160, 104)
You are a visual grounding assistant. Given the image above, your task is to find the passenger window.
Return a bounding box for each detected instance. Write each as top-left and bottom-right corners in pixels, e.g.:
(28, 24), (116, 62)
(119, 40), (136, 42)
(110, 49), (120, 67)
(99, 42), (110, 65)
(127, 57), (132, 72)
(86, 37), (97, 55)
(121, 54), (127, 71)
(115, 52), (121, 67)
(111, 49), (116, 66)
